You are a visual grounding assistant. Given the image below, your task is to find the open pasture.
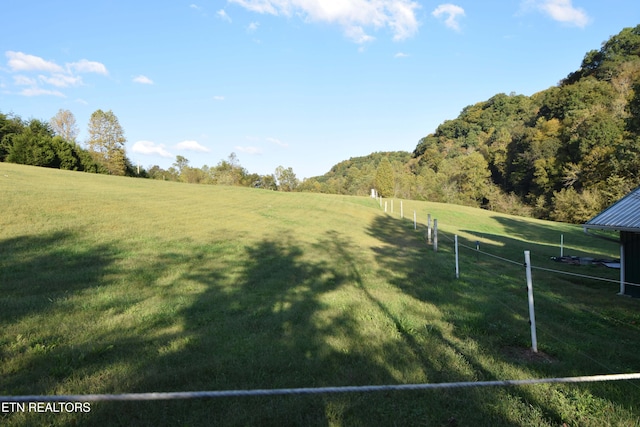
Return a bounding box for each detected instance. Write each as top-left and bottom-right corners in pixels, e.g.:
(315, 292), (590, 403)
(1, 163), (639, 426)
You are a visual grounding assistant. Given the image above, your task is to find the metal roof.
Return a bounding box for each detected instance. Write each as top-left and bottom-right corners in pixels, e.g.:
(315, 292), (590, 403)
(584, 185), (640, 232)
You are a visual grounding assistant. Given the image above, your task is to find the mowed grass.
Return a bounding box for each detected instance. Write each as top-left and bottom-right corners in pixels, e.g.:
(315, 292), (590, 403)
(1, 162), (640, 426)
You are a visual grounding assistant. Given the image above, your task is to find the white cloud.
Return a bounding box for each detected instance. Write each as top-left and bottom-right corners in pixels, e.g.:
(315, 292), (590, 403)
(13, 75), (37, 86)
(68, 59), (108, 75)
(229, 0), (420, 43)
(176, 140), (210, 152)
(132, 140), (174, 158)
(266, 137), (289, 148)
(432, 4), (465, 31)
(213, 95), (225, 101)
(247, 21), (260, 33)
(217, 9), (232, 22)
(190, 4), (202, 11)
(394, 52), (409, 58)
(4, 51), (108, 97)
(6, 51), (64, 73)
(525, 0), (590, 27)
(133, 75), (154, 85)
(39, 73), (82, 87)
(345, 26), (375, 44)
(235, 146), (262, 154)
(20, 87), (65, 97)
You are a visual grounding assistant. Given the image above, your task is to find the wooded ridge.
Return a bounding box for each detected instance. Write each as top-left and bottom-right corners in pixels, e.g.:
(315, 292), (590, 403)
(301, 25), (640, 223)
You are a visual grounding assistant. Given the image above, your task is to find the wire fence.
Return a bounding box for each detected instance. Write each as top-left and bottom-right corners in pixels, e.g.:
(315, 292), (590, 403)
(3, 373), (640, 403)
(402, 206), (640, 388)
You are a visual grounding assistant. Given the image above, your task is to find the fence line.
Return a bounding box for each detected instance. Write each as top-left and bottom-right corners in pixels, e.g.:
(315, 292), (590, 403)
(371, 204), (640, 389)
(433, 226), (640, 288)
(3, 373), (640, 402)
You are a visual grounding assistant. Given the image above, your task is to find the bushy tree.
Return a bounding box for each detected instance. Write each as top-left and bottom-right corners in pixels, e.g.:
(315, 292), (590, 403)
(86, 109), (127, 175)
(375, 157), (394, 197)
(275, 166), (299, 192)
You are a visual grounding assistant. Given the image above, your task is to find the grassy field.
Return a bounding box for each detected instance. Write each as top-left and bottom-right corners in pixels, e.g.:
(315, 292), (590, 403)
(1, 162), (639, 426)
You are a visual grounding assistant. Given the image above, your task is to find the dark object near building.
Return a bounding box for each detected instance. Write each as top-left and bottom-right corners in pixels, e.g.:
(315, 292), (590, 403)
(584, 185), (640, 297)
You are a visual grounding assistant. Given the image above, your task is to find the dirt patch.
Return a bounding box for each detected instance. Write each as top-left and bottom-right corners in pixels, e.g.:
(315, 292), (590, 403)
(502, 346), (557, 364)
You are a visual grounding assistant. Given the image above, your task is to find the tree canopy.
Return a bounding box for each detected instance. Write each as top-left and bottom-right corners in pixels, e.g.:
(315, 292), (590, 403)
(302, 25), (640, 223)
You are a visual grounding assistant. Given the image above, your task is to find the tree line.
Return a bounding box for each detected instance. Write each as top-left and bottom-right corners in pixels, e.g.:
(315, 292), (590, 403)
(302, 25), (640, 223)
(1, 109), (134, 176)
(0, 109), (299, 192)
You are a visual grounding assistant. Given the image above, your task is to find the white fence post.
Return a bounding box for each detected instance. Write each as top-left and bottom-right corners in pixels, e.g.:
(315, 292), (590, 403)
(560, 234), (564, 258)
(400, 201), (403, 219)
(455, 235), (459, 278)
(413, 211), (416, 230)
(384, 201), (387, 213)
(427, 214), (432, 244)
(524, 251), (538, 353)
(433, 219), (438, 252)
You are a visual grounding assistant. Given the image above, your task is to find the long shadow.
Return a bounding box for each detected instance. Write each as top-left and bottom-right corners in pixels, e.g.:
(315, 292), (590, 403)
(5, 231), (438, 426)
(4, 217), (639, 426)
(365, 212), (640, 425)
(0, 230), (118, 325)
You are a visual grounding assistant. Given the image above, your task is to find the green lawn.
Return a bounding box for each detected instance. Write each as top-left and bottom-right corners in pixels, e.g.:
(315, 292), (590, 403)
(1, 163), (639, 426)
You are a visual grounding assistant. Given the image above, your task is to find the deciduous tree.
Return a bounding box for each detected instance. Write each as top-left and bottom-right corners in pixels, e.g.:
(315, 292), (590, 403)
(275, 165), (299, 192)
(86, 109), (127, 175)
(50, 109), (79, 144)
(375, 157), (394, 197)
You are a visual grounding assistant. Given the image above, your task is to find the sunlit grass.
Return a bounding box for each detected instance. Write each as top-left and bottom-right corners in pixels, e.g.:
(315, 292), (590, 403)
(1, 163), (639, 426)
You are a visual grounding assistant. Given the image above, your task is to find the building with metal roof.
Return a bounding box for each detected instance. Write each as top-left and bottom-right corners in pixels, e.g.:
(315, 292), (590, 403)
(584, 185), (640, 297)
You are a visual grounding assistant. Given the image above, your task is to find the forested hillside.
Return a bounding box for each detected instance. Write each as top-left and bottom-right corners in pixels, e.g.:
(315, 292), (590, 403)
(303, 25), (640, 223)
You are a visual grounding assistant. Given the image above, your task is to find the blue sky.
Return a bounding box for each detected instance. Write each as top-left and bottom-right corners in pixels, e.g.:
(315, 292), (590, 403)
(1, 1), (639, 179)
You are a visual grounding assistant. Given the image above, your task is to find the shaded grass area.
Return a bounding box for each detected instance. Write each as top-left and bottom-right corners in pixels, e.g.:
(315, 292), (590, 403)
(1, 164), (640, 426)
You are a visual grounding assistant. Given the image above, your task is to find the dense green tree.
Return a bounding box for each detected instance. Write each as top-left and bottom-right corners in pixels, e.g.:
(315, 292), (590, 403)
(275, 166), (299, 192)
(86, 109), (127, 175)
(374, 157), (394, 197)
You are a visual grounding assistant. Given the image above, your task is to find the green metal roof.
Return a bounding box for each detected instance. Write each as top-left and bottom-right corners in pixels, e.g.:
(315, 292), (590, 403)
(584, 186), (640, 232)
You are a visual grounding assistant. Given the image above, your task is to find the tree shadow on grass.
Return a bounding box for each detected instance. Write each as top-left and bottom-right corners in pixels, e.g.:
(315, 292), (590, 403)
(365, 212), (640, 425)
(4, 216), (639, 426)
(0, 230), (119, 332)
(5, 229), (461, 426)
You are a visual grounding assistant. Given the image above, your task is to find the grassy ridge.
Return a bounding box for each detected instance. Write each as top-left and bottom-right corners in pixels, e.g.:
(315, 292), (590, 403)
(1, 163), (639, 426)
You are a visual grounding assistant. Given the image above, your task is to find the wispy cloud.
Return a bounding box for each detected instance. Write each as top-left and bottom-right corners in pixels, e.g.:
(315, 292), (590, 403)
(176, 140), (210, 152)
(523, 0), (590, 27)
(213, 95), (225, 101)
(267, 137), (289, 148)
(133, 75), (154, 85)
(68, 59), (108, 75)
(4, 51), (108, 97)
(432, 4), (465, 31)
(246, 22), (260, 33)
(39, 73), (82, 87)
(235, 146), (262, 154)
(394, 52), (409, 58)
(132, 140), (174, 158)
(229, 0), (420, 43)
(20, 87), (65, 97)
(217, 9), (232, 23)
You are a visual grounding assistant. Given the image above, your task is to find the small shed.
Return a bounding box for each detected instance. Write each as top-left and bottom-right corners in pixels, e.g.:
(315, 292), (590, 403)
(584, 185), (640, 297)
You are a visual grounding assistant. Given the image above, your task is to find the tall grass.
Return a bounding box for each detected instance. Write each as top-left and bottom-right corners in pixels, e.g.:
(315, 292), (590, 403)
(1, 163), (639, 426)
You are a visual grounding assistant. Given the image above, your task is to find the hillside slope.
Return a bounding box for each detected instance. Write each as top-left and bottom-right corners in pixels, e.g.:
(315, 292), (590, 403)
(304, 25), (640, 223)
(1, 163), (639, 426)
